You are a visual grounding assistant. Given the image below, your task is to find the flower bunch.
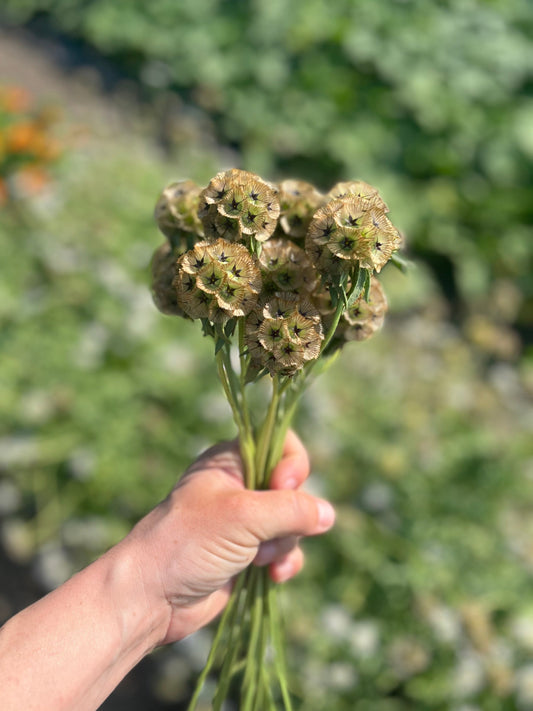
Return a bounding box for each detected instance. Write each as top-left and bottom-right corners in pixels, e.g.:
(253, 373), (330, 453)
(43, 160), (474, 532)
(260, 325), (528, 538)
(151, 169), (403, 710)
(0, 86), (62, 206)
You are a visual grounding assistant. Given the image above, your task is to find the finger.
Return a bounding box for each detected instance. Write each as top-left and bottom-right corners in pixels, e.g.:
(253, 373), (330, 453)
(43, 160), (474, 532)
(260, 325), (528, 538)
(162, 583), (233, 644)
(269, 547), (305, 584)
(239, 489), (335, 541)
(182, 439), (243, 484)
(269, 430), (310, 491)
(253, 535), (299, 567)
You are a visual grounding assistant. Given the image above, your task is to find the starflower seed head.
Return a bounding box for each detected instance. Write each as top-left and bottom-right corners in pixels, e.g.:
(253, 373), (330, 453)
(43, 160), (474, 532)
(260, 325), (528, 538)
(341, 276), (388, 342)
(305, 240), (350, 284)
(199, 169), (280, 244)
(180, 242), (211, 276)
(173, 271), (214, 321)
(258, 238), (317, 295)
(150, 242), (188, 317)
(357, 210), (403, 273)
(245, 294), (323, 376)
(207, 240), (262, 294)
(174, 238), (262, 321)
(154, 180), (204, 243)
(277, 179), (324, 240)
(328, 180), (388, 213)
(306, 195), (401, 275)
(306, 198), (373, 276)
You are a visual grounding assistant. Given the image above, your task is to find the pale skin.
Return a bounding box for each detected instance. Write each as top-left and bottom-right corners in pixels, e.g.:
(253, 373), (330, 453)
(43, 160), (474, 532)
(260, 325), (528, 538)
(0, 431), (335, 711)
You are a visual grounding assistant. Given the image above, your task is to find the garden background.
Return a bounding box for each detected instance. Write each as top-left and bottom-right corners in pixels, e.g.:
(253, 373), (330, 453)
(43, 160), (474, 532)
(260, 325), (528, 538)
(0, 1), (532, 709)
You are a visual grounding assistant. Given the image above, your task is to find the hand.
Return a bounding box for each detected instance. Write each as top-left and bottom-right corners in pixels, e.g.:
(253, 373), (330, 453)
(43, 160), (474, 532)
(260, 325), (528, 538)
(126, 431), (335, 645)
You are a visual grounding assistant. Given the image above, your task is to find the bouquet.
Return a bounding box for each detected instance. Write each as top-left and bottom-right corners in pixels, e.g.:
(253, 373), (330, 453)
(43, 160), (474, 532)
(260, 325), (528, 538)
(150, 169), (404, 710)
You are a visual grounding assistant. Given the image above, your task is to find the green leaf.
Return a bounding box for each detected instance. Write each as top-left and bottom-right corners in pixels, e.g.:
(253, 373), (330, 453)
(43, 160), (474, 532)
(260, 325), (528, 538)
(347, 267), (369, 307)
(390, 253), (413, 274)
(329, 285), (340, 308)
(363, 269), (371, 301)
(224, 318), (237, 338)
(201, 318), (215, 338)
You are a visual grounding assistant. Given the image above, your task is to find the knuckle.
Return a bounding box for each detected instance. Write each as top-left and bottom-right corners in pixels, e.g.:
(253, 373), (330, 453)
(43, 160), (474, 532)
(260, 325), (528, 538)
(285, 490), (316, 529)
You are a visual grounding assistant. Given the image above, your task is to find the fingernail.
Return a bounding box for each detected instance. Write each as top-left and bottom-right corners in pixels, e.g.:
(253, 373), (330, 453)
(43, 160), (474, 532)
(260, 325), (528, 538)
(318, 500), (335, 529)
(284, 476), (298, 490)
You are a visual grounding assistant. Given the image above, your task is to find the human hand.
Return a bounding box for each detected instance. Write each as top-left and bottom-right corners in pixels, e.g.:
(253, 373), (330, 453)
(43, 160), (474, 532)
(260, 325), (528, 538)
(125, 431), (335, 646)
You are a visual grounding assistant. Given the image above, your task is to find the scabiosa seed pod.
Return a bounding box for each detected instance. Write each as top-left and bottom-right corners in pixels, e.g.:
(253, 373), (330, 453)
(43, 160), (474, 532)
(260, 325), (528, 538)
(276, 179), (324, 241)
(245, 294), (323, 376)
(357, 209), (402, 273)
(199, 169), (280, 244)
(258, 238), (317, 296)
(154, 180), (204, 246)
(174, 238), (262, 322)
(150, 242), (188, 317)
(305, 197), (373, 281)
(306, 195), (401, 276)
(340, 276), (388, 342)
(328, 180), (389, 213)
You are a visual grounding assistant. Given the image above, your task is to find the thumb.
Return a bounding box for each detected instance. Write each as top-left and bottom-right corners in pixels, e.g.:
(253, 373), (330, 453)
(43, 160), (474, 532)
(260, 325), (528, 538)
(237, 489), (335, 543)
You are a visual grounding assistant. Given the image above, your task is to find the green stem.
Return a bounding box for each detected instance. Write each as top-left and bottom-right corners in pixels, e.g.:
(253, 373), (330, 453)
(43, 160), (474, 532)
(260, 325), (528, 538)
(265, 368), (309, 476)
(320, 267), (364, 354)
(216, 349), (243, 432)
(236, 324), (257, 488)
(241, 567), (264, 710)
(320, 297), (345, 355)
(221, 341), (242, 410)
(241, 428), (257, 490)
(212, 570), (249, 711)
(255, 375), (281, 488)
(238, 317), (251, 387)
(268, 581), (294, 711)
(216, 348), (256, 489)
(186, 572), (247, 711)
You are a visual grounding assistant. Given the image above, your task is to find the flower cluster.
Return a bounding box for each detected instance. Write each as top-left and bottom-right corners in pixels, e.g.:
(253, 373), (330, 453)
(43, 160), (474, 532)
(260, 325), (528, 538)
(173, 239), (261, 322)
(245, 295), (323, 376)
(0, 86), (62, 205)
(152, 169), (401, 376)
(199, 168), (280, 244)
(306, 180), (401, 279)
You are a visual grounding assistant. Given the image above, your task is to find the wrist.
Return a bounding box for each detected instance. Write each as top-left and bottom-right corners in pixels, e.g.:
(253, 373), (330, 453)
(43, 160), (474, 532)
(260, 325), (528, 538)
(104, 537), (172, 655)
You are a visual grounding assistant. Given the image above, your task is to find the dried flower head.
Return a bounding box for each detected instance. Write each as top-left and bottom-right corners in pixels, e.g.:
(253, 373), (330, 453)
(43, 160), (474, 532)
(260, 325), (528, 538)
(357, 210), (402, 273)
(245, 294), (323, 376)
(199, 169), (280, 243)
(328, 180), (388, 213)
(306, 197), (372, 280)
(258, 238), (317, 295)
(150, 242), (187, 317)
(154, 180), (204, 242)
(277, 179), (324, 240)
(174, 238), (262, 322)
(340, 276), (388, 342)
(306, 195), (401, 276)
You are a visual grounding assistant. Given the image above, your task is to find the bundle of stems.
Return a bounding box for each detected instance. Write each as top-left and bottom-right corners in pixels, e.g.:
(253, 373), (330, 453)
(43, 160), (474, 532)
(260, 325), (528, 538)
(187, 319), (341, 711)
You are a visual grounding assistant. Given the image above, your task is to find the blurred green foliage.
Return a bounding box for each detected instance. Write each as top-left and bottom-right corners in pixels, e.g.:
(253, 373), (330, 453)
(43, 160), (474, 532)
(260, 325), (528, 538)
(0, 139), (532, 709)
(2, 0), (533, 328)
(0, 147), (228, 551)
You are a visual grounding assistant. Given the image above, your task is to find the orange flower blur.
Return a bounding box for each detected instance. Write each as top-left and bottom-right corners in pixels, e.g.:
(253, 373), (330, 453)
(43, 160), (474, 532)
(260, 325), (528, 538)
(0, 85), (62, 204)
